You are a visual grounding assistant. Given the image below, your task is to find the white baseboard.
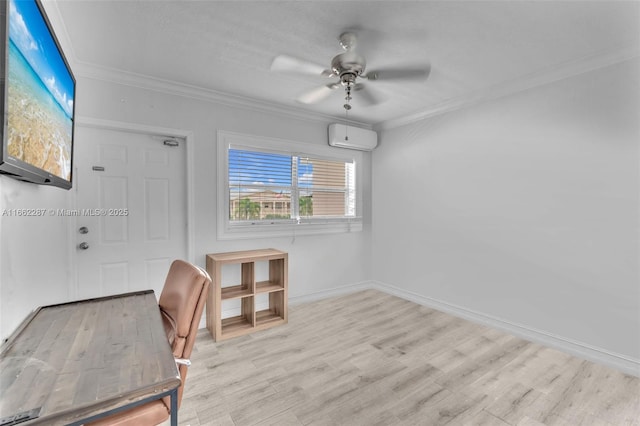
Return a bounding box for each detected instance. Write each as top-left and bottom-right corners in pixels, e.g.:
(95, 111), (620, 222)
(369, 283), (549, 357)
(197, 279), (640, 377)
(370, 280), (640, 378)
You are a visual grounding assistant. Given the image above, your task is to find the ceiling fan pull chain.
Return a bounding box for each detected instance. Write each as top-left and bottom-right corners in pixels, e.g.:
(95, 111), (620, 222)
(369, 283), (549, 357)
(343, 83), (352, 141)
(343, 83), (352, 111)
(345, 111), (349, 141)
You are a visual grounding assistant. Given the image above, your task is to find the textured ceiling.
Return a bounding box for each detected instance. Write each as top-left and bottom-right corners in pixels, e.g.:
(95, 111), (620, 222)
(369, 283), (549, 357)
(50, 1), (640, 126)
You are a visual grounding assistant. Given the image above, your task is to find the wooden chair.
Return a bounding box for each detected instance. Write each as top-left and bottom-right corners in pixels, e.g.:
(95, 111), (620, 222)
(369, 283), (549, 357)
(88, 260), (211, 426)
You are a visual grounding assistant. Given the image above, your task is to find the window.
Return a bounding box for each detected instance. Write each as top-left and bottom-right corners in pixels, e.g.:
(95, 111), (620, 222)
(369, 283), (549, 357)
(218, 131), (363, 239)
(229, 149), (356, 221)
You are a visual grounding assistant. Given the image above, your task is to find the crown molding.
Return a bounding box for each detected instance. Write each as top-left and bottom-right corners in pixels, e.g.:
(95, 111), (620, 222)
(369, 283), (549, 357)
(74, 61), (372, 129)
(75, 42), (637, 134)
(375, 44), (640, 131)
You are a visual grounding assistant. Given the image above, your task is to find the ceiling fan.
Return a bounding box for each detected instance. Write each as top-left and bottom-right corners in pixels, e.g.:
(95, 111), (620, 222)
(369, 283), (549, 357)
(270, 32), (431, 111)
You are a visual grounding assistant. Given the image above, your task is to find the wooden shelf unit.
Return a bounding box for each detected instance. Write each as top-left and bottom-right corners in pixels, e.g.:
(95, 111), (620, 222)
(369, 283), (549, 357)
(206, 249), (288, 341)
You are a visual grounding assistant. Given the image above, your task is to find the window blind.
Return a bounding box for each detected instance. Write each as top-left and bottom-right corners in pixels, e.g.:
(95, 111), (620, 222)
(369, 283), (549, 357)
(228, 147), (356, 224)
(297, 156), (356, 219)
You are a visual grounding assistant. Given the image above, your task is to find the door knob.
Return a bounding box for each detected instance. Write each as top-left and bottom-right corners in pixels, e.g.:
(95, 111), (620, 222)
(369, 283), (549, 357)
(78, 242), (90, 250)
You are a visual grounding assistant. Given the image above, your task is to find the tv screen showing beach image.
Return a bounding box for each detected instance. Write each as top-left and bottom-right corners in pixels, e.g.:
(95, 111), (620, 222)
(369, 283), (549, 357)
(6, 0), (75, 182)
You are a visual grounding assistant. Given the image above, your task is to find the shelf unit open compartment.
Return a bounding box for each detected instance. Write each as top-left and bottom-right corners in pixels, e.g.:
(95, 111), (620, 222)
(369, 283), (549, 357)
(255, 290), (286, 326)
(255, 256), (286, 294)
(220, 262), (255, 300)
(220, 296), (255, 337)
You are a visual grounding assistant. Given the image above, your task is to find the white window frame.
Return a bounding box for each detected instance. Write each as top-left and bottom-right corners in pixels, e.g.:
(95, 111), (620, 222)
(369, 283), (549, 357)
(217, 130), (363, 240)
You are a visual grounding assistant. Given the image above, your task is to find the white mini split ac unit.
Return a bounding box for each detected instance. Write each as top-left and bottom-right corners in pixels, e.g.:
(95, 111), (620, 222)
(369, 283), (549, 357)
(328, 123), (378, 151)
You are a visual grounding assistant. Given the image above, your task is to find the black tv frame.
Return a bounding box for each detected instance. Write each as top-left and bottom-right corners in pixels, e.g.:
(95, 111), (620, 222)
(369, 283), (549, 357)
(0, 0), (76, 190)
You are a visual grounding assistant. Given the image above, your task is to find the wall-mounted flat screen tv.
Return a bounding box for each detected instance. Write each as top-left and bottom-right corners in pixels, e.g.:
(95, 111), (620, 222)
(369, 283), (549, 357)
(0, 0), (76, 189)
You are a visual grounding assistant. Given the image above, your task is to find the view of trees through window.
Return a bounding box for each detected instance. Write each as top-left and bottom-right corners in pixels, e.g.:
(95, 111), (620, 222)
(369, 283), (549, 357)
(233, 196), (313, 220)
(228, 148), (355, 222)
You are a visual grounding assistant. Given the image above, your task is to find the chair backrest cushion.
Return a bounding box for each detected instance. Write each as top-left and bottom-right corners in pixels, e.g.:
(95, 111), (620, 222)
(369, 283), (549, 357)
(159, 260), (210, 358)
(158, 260), (210, 408)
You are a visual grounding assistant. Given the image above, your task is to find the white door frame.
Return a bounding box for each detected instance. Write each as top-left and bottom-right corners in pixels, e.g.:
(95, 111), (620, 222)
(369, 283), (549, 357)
(70, 116), (196, 300)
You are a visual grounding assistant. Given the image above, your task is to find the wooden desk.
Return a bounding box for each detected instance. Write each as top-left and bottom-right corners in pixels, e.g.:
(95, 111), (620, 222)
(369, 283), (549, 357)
(0, 290), (181, 426)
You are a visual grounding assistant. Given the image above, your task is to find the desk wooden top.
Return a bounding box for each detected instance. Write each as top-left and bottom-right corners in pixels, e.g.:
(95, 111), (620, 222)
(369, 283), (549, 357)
(0, 290), (181, 425)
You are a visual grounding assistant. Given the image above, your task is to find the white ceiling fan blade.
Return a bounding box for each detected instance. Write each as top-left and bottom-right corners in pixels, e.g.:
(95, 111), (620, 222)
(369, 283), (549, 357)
(365, 64), (431, 81)
(353, 83), (381, 106)
(271, 54), (332, 76)
(296, 84), (338, 104)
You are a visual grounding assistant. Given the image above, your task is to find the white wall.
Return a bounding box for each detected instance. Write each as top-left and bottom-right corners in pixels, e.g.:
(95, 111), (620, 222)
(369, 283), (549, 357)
(372, 58), (640, 364)
(0, 178), (74, 340)
(0, 77), (372, 339)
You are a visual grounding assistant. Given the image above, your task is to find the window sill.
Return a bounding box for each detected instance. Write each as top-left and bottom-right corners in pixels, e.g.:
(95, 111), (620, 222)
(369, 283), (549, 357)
(217, 219), (363, 240)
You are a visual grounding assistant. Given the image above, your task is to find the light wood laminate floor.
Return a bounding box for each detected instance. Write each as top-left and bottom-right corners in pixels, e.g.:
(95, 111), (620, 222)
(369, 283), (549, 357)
(177, 290), (639, 426)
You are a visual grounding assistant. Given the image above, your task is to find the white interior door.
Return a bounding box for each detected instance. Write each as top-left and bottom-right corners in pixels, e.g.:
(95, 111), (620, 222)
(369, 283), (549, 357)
(74, 126), (187, 299)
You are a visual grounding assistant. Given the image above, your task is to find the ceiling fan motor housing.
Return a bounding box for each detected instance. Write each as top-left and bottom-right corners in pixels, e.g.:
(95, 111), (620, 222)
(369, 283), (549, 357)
(331, 51), (366, 83)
